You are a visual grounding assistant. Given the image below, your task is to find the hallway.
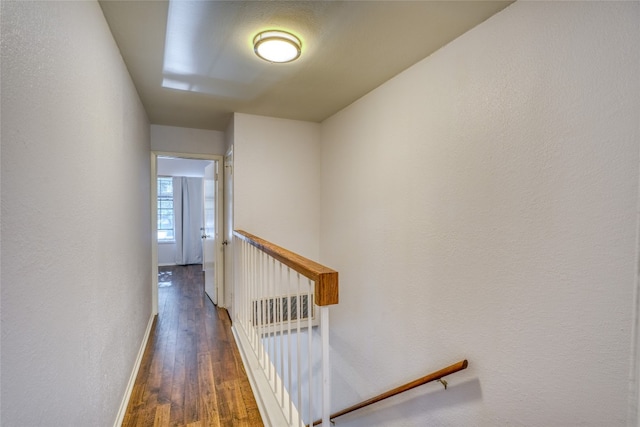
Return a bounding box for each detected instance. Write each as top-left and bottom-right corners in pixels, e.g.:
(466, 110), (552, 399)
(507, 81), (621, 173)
(122, 265), (263, 427)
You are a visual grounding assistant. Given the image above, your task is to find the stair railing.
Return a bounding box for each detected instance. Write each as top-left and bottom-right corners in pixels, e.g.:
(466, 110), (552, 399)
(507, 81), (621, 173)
(232, 230), (338, 427)
(312, 359), (468, 426)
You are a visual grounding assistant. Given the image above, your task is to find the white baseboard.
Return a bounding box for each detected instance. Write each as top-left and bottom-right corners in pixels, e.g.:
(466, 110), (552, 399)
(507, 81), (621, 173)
(158, 262), (177, 267)
(113, 314), (156, 427)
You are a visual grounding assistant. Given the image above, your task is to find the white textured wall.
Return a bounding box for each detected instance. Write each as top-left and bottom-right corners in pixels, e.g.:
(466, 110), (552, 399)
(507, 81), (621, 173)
(320, 2), (640, 426)
(234, 113), (321, 259)
(157, 157), (210, 178)
(151, 124), (225, 155)
(1, 2), (152, 425)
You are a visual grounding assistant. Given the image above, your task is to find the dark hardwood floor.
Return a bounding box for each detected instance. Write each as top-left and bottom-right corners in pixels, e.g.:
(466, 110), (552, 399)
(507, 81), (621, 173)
(122, 264), (263, 427)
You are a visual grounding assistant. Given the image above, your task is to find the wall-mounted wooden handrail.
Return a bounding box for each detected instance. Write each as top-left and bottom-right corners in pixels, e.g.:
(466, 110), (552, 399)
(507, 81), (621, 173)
(233, 230), (339, 306)
(311, 359), (468, 426)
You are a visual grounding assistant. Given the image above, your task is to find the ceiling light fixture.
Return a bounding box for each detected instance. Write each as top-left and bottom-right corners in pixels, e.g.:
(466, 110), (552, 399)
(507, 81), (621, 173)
(253, 30), (301, 63)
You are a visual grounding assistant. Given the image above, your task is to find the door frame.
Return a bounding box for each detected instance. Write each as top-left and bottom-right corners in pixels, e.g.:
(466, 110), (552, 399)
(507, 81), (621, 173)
(151, 151), (224, 315)
(223, 147), (234, 315)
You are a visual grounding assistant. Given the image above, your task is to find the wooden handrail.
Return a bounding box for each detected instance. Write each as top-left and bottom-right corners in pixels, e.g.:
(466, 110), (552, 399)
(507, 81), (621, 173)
(233, 230), (339, 306)
(312, 360), (468, 426)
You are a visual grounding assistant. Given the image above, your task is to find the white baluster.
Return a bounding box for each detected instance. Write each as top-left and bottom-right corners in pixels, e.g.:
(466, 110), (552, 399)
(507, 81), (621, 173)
(287, 268), (294, 424)
(260, 250), (265, 363)
(307, 278), (313, 425)
(278, 262), (285, 413)
(252, 246), (259, 354)
(320, 305), (330, 427)
(269, 256), (275, 391)
(296, 273), (303, 426)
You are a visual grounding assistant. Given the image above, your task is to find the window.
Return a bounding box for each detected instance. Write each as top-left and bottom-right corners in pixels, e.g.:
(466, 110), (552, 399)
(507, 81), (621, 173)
(157, 177), (175, 242)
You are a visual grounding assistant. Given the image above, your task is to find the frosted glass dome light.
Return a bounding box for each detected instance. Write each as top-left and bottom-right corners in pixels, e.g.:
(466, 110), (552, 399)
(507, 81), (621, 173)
(253, 30), (301, 63)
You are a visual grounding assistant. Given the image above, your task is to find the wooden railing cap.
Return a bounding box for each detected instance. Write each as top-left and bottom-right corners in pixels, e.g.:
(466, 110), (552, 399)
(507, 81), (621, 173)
(234, 230), (339, 306)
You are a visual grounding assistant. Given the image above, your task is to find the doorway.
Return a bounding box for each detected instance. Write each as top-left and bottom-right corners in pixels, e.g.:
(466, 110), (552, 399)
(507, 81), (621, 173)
(151, 151), (224, 315)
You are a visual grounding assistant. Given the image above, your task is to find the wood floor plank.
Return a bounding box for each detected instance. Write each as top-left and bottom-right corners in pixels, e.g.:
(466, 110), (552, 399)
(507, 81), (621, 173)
(214, 380), (233, 426)
(183, 329), (200, 425)
(144, 324), (167, 409)
(158, 297), (177, 404)
(153, 404), (171, 427)
(197, 352), (221, 427)
(135, 406), (157, 427)
(122, 264), (262, 427)
(227, 379), (249, 420)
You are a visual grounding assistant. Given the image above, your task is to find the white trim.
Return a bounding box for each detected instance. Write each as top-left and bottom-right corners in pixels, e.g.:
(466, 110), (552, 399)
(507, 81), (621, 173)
(158, 262), (177, 267)
(151, 153), (159, 315)
(224, 146), (234, 315)
(154, 151), (223, 161)
(215, 158), (225, 307)
(113, 314), (156, 427)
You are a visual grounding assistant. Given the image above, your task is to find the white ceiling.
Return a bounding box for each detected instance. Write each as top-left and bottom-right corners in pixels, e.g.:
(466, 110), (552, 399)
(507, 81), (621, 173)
(99, 1), (513, 131)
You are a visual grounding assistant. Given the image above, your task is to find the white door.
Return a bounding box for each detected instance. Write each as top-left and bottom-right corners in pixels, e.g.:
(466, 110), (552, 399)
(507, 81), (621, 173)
(203, 162), (216, 303)
(223, 149), (234, 314)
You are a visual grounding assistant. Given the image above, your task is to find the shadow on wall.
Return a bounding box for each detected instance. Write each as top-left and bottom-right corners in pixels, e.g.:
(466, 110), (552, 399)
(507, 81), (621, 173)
(334, 378), (483, 425)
